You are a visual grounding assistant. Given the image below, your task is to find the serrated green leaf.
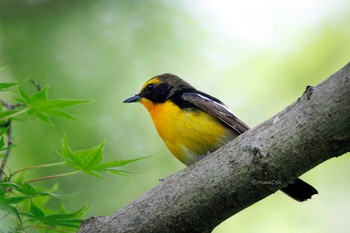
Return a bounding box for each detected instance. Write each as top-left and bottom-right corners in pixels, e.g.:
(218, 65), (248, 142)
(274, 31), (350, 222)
(0, 182), (23, 193)
(95, 156), (149, 169)
(0, 127), (6, 137)
(42, 109), (78, 121)
(1, 196), (29, 204)
(59, 204), (67, 214)
(96, 169), (132, 176)
(0, 82), (17, 91)
(21, 183), (36, 196)
(44, 99), (93, 109)
(32, 191), (67, 199)
(80, 170), (104, 178)
(16, 182), (64, 199)
(29, 201), (45, 220)
(39, 205), (87, 229)
(31, 85), (48, 104)
(0, 136), (4, 150)
(44, 205), (88, 221)
(32, 110), (52, 124)
(43, 219), (82, 228)
(76, 140), (106, 169)
(59, 136), (148, 177)
(94, 156), (149, 177)
(17, 86), (30, 103)
(20, 212), (36, 219)
(60, 136), (105, 171)
(17, 83), (92, 124)
(59, 136), (85, 170)
(0, 188), (5, 199)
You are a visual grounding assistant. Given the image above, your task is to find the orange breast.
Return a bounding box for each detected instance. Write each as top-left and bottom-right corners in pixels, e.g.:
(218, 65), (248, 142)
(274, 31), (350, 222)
(140, 98), (236, 166)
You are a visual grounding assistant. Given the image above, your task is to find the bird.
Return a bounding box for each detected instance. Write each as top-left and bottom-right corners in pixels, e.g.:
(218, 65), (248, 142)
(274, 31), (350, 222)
(123, 73), (318, 201)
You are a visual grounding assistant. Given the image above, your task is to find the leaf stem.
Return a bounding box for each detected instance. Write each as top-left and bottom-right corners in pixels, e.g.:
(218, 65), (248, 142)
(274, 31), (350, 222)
(10, 161), (67, 178)
(27, 171), (81, 183)
(0, 107), (29, 122)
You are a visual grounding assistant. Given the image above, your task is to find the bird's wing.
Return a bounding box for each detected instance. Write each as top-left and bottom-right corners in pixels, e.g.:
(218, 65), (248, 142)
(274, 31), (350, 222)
(182, 92), (250, 135)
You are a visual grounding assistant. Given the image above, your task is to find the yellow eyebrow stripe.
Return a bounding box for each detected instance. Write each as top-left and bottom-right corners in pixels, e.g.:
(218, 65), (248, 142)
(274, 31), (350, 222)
(140, 77), (161, 92)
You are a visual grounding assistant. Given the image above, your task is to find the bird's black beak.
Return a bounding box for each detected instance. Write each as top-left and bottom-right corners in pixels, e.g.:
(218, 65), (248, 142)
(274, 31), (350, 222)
(123, 94), (141, 103)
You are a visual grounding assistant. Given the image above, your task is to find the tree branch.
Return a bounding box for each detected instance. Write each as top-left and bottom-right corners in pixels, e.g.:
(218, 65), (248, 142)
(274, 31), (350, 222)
(0, 100), (14, 181)
(79, 62), (350, 233)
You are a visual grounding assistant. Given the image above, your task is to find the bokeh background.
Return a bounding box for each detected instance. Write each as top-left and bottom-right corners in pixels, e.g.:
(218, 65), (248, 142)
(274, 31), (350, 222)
(1, 0), (350, 232)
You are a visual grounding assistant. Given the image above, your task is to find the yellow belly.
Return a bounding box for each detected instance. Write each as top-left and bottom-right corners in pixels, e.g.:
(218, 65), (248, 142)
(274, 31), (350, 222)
(144, 99), (236, 166)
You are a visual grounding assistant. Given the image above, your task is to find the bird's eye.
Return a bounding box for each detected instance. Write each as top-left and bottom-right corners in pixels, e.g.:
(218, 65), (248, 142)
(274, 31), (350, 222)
(146, 83), (156, 92)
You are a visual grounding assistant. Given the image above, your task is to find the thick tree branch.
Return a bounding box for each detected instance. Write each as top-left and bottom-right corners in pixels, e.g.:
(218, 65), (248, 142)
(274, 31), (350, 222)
(79, 62), (350, 233)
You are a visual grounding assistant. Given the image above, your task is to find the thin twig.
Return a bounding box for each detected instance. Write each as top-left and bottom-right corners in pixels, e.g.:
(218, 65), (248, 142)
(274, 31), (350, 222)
(9, 161), (67, 179)
(0, 101), (14, 181)
(0, 121), (12, 180)
(1, 100), (24, 109)
(27, 171), (81, 183)
(29, 79), (42, 91)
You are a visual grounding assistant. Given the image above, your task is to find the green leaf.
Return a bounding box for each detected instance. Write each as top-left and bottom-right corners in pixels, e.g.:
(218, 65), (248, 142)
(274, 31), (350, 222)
(32, 110), (52, 124)
(21, 183), (36, 196)
(44, 205), (88, 221)
(77, 141), (105, 169)
(13, 182), (65, 199)
(95, 169), (132, 176)
(0, 188), (5, 199)
(94, 157), (149, 176)
(0, 82), (17, 91)
(60, 136), (105, 171)
(59, 136), (148, 177)
(32, 190), (67, 199)
(31, 85), (48, 104)
(0, 127), (6, 137)
(1, 196), (29, 204)
(17, 86), (30, 103)
(17, 83), (92, 124)
(20, 212), (36, 219)
(29, 201), (45, 220)
(45, 219), (82, 228)
(42, 109), (78, 121)
(0, 182), (23, 192)
(38, 205), (88, 229)
(96, 156), (149, 169)
(0, 136), (4, 150)
(59, 136), (85, 170)
(44, 99), (93, 109)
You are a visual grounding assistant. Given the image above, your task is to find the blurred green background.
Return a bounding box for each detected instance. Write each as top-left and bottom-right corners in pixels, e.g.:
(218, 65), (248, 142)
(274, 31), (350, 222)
(1, 0), (350, 232)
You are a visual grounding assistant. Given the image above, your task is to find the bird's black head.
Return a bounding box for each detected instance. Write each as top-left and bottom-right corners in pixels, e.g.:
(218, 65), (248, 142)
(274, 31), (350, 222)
(123, 73), (195, 104)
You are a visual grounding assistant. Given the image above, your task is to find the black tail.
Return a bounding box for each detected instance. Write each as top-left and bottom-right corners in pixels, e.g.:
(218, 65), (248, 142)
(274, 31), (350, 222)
(281, 178), (318, 202)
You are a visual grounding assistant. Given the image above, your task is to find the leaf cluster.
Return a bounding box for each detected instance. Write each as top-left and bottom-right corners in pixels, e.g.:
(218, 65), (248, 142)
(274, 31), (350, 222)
(60, 136), (147, 177)
(0, 182), (87, 231)
(1, 81), (93, 125)
(0, 81), (147, 232)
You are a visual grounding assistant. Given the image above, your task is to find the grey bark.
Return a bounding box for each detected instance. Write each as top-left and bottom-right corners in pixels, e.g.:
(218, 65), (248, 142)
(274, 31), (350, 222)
(79, 62), (350, 233)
